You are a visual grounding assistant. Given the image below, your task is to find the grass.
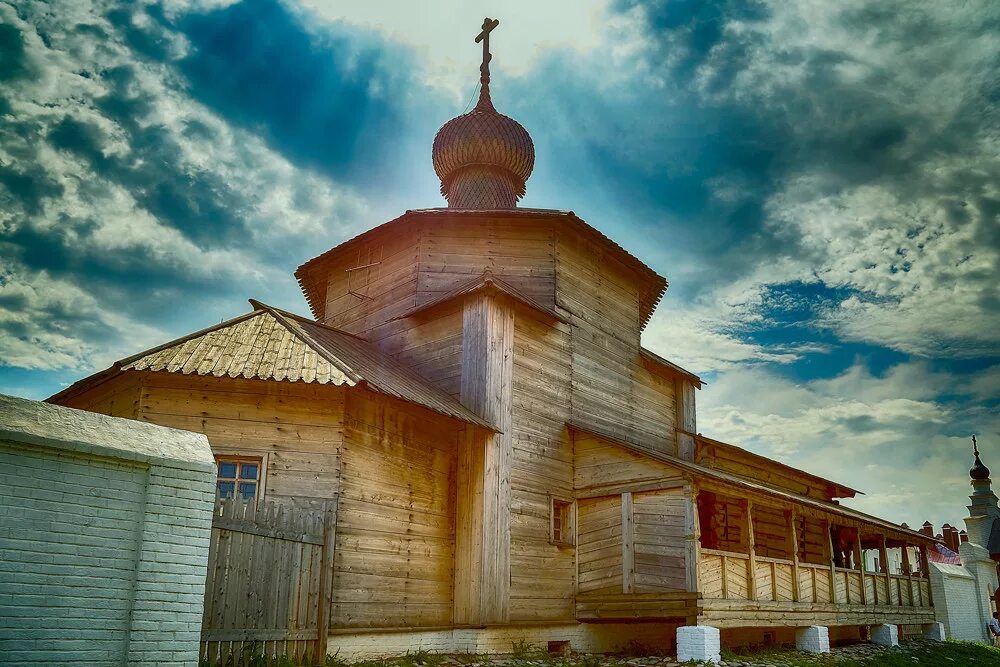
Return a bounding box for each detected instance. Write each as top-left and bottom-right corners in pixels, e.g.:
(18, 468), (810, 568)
(200, 639), (1000, 667)
(718, 639), (1000, 666)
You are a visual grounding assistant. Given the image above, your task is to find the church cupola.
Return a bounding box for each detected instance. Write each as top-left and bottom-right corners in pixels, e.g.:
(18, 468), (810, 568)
(432, 18), (535, 209)
(971, 434), (991, 481)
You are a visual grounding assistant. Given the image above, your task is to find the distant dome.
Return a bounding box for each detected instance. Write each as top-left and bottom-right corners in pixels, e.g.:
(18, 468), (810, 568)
(971, 452), (991, 480)
(432, 90), (534, 209)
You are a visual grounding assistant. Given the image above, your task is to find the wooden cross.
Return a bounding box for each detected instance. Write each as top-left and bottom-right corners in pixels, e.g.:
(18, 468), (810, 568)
(475, 18), (500, 87)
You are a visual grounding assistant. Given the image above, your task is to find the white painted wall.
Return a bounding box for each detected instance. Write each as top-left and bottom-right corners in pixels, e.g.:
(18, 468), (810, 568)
(0, 394), (216, 666)
(929, 563), (983, 641)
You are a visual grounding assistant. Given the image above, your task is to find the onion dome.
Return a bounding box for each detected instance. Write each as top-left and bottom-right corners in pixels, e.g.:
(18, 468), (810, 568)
(971, 435), (990, 480)
(432, 18), (534, 209)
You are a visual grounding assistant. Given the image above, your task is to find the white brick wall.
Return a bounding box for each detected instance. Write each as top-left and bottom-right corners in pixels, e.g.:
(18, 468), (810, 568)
(930, 562), (988, 642)
(0, 395), (215, 666)
(676, 626), (721, 664)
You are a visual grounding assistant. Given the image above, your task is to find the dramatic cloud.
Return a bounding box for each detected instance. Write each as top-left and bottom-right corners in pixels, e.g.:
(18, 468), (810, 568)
(0, 0), (996, 527)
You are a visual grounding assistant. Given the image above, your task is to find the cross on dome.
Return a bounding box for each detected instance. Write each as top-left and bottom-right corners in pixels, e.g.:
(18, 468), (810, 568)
(476, 18), (499, 96)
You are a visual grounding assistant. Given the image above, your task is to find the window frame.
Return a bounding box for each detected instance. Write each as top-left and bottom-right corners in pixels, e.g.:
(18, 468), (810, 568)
(549, 496), (575, 547)
(213, 451), (268, 504)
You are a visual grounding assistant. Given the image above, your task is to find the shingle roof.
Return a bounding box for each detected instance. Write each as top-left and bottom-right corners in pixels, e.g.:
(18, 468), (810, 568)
(49, 301), (493, 430)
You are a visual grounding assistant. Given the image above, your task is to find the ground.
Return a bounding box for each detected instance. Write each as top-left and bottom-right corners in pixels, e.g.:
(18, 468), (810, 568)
(203, 639), (1000, 667)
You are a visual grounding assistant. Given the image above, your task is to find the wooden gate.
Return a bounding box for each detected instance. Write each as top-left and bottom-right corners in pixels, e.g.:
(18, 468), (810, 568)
(200, 497), (336, 666)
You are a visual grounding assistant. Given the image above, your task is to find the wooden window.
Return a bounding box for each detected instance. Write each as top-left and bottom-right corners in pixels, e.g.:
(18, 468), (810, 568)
(551, 498), (575, 546)
(216, 456), (262, 501)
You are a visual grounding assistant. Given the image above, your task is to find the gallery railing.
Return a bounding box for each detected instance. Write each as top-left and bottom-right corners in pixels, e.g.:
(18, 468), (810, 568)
(698, 550), (930, 607)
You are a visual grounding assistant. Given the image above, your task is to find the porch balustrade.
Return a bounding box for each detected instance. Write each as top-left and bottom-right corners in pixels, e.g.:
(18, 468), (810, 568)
(698, 549), (931, 607)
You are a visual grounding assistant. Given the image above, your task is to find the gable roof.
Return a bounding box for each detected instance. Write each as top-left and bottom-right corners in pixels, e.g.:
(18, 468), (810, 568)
(566, 422), (936, 544)
(389, 270), (567, 324)
(48, 301), (493, 430)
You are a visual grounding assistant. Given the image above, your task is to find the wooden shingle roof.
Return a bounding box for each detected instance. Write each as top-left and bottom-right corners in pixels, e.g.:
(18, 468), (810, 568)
(49, 301), (493, 430)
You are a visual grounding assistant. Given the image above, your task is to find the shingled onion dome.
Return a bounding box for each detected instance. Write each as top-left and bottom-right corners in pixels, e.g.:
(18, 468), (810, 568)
(432, 19), (534, 209)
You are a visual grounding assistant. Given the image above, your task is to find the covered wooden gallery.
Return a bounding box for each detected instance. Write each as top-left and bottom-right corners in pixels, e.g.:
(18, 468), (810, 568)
(49, 33), (940, 659)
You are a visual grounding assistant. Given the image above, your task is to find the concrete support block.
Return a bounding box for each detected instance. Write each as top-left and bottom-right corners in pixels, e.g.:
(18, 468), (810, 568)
(871, 623), (899, 647)
(794, 625), (830, 654)
(676, 626), (720, 664)
(922, 622), (946, 641)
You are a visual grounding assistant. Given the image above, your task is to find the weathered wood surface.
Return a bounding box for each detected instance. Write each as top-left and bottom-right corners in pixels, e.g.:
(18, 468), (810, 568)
(334, 390), (459, 629)
(200, 497), (335, 665)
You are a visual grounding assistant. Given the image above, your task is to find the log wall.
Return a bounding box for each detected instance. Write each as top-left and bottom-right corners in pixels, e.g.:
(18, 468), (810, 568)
(555, 230), (677, 454)
(508, 312), (575, 621)
(336, 389), (460, 629)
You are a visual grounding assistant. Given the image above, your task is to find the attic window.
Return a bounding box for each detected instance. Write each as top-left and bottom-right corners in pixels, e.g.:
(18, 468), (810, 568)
(551, 498), (574, 546)
(216, 456), (262, 501)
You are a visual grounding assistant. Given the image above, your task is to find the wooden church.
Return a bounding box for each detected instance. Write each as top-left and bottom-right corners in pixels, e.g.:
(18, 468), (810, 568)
(51, 19), (940, 659)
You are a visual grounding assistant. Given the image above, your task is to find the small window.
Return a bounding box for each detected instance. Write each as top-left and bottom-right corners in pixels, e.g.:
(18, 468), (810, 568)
(216, 456), (262, 501)
(551, 498), (574, 546)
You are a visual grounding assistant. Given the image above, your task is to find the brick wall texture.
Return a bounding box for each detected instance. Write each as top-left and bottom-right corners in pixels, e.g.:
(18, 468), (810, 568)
(0, 395), (215, 666)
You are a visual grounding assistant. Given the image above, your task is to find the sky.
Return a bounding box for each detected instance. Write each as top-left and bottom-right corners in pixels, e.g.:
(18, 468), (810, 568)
(1, 0), (998, 531)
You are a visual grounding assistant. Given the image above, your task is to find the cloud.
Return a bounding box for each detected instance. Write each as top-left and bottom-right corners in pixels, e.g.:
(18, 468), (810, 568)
(505, 0), (1000, 363)
(697, 360), (999, 529)
(0, 0), (378, 377)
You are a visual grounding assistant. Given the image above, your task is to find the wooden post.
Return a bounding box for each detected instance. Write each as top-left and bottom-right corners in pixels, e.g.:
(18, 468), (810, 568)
(901, 542), (913, 606)
(824, 520), (837, 603)
(721, 554), (728, 599)
(920, 544), (933, 606)
(622, 492), (634, 594)
(746, 500), (757, 601)
(685, 483), (701, 592)
(788, 509), (801, 602)
(879, 534), (891, 606)
(856, 531), (868, 605)
(459, 291), (514, 623)
(314, 499), (337, 662)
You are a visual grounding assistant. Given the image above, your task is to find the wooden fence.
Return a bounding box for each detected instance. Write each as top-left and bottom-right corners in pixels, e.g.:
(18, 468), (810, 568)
(200, 497), (336, 666)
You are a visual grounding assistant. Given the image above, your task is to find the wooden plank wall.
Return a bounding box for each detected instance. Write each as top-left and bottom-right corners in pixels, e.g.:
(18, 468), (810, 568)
(133, 373), (344, 509)
(632, 489), (688, 592)
(508, 312), (574, 621)
(574, 432), (683, 491)
(322, 224), (420, 335)
(556, 230), (676, 454)
(335, 390), (460, 629)
(373, 302), (464, 399)
(417, 217), (556, 310)
(577, 496), (624, 595)
(753, 504), (790, 559)
(59, 372), (142, 418)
